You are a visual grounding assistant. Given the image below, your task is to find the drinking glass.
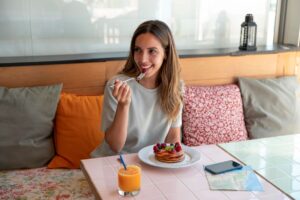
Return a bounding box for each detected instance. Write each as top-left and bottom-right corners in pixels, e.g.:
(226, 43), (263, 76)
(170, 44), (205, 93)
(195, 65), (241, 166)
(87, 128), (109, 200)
(118, 165), (141, 196)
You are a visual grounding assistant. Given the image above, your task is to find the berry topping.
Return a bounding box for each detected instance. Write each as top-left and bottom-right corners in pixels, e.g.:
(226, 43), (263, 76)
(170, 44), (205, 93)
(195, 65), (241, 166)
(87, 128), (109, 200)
(153, 142), (183, 153)
(153, 146), (160, 153)
(175, 145), (182, 152)
(156, 143), (161, 149)
(161, 143), (166, 149)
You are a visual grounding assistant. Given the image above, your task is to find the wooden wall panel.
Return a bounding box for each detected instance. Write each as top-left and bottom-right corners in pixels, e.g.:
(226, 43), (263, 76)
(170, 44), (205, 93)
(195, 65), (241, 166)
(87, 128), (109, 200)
(0, 51), (298, 95)
(180, 54), (279, 85)
(0, 62), (106, 95)
(277, 52), (297, 76)
(105, 60), (126, 81)
(296, 52), (300, 81)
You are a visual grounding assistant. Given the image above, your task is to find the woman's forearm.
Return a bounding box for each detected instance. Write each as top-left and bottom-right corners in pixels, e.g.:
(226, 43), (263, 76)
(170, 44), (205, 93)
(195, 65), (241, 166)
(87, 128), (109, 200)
(105, 104), (130, 153)
(165, 127), (181, 144)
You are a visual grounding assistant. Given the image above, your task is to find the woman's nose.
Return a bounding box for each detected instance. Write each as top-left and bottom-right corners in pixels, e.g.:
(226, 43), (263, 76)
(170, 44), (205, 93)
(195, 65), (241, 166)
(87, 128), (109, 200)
(140, 52), (149, 63)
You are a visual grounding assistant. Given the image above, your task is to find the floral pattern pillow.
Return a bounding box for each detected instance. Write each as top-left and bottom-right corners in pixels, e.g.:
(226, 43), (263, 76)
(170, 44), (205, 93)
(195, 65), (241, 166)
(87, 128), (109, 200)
(182, 84), (248, 146)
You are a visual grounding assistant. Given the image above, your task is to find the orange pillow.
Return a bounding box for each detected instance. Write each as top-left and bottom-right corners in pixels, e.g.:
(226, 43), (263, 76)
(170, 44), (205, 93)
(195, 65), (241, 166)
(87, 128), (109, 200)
(48, 93), (104, 169)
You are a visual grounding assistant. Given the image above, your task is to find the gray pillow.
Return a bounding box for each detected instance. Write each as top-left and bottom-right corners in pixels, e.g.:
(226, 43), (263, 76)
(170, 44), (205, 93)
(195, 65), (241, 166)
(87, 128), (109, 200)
(0, 84), (62, 170)
(238, 76), (300, 139)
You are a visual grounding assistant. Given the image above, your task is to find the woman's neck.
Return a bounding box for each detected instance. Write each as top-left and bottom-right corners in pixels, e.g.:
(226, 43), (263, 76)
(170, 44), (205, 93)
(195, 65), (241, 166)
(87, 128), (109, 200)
(138, 77), (157, 89)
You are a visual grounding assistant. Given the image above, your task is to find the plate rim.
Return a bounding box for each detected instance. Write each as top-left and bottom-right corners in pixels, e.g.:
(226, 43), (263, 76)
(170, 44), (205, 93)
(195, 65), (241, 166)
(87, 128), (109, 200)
(138, 144), (200, 169)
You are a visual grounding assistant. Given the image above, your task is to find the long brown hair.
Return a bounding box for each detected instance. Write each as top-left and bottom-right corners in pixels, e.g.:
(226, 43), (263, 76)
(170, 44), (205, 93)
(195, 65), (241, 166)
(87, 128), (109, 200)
(122, 20), (182, 121)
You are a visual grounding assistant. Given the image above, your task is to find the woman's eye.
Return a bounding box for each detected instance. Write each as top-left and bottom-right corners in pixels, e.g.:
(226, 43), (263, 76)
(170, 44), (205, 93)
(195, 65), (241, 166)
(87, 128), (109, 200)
(149, 49), (157, 54)
(134, 48), (141, 53)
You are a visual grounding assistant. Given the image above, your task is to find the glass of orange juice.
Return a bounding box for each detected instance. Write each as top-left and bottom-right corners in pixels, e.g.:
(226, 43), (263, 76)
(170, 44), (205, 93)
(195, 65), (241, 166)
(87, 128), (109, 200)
(118, 165), (141, 196)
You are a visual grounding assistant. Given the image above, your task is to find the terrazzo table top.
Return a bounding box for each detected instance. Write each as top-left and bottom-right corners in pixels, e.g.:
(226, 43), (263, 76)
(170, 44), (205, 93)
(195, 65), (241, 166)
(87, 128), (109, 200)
(219, 134), (300, 200)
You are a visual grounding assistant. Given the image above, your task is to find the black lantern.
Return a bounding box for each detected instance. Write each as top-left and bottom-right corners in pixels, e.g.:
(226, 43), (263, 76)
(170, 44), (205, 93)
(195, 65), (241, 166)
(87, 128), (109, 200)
(239, 14), (257, 51)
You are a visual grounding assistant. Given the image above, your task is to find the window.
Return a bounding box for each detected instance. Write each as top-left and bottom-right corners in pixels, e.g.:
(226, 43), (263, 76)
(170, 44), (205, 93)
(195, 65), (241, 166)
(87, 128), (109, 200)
(0, 0), (278, 57)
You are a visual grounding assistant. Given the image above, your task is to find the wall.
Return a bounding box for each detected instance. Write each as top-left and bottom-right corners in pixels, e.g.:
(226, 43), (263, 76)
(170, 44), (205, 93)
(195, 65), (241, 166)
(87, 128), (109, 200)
(0, 52), (299, 95)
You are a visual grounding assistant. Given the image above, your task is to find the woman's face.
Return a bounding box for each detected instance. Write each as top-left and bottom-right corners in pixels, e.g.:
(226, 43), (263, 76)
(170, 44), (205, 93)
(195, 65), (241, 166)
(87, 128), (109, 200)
(133, 33), (165, 82)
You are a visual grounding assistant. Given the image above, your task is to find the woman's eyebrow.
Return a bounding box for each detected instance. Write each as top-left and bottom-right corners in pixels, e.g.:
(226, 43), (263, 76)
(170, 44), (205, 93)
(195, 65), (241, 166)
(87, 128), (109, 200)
(134, 45), (158, 50)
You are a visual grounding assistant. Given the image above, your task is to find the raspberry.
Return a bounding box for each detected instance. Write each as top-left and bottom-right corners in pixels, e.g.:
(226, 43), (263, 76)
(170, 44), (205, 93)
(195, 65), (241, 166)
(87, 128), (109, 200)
(161, 143), (166, 149)
(175, 142), (180, 147)
(175, 145), (182, 152)
(153, 146), (160, 153)
(156, 143), (161, 149)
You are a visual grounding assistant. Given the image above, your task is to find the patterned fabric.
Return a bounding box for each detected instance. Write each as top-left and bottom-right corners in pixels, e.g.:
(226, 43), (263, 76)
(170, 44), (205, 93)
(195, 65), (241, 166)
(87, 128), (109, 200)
(182, 84), (248, 146)
(0, 167), (95, 200)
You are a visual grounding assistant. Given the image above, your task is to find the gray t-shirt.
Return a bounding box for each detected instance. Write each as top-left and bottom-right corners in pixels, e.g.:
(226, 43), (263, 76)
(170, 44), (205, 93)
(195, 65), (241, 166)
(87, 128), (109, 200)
(91, 74), (182, 157)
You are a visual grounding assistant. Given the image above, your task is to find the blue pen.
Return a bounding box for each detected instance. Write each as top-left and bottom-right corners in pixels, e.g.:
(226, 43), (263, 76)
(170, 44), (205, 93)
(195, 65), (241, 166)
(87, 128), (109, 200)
(119, 154), (127, 170)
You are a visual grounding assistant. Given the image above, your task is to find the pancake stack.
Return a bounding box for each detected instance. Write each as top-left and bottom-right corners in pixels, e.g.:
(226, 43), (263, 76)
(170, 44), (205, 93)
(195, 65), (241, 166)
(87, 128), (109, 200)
(153, 142), (184, 163)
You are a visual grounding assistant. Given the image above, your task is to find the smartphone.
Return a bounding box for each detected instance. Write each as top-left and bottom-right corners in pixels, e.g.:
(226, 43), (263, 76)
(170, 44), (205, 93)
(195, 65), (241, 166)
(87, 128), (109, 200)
(204, 160), (242, 174)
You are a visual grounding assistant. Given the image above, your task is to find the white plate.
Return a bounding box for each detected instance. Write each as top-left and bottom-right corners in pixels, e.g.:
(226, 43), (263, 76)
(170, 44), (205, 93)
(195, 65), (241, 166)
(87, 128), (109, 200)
(138, 145), (200, 169)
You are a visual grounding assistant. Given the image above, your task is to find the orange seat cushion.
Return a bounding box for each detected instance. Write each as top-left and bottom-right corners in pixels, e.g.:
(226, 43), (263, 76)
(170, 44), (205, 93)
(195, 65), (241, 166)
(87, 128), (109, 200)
(48, 93), (104, 169)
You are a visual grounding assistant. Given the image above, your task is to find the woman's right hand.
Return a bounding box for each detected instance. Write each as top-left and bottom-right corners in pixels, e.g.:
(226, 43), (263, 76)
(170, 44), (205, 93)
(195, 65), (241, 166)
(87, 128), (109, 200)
(106, 80), (131, 153)
(112, 80), (131, 106)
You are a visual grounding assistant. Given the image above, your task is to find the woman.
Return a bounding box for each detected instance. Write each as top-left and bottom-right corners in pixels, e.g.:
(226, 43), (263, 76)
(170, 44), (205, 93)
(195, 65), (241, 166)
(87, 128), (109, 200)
(92, 20), (183, 157)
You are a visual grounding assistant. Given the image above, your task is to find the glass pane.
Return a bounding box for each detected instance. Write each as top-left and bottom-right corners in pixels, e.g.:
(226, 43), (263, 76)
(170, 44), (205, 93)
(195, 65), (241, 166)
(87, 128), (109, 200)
(0, 0), (31, 56)
(0, 0), (278, 57)
(175, 0), (278, 49)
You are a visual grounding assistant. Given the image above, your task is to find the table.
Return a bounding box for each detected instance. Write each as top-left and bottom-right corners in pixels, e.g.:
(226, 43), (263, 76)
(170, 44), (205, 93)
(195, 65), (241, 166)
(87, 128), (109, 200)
(219, 134), (300, 200)
(81, 145), (291, 200)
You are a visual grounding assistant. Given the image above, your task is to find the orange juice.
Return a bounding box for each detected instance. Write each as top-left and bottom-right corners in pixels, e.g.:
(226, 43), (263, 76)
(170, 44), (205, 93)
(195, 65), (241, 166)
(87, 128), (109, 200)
(118, 165), (141, 195)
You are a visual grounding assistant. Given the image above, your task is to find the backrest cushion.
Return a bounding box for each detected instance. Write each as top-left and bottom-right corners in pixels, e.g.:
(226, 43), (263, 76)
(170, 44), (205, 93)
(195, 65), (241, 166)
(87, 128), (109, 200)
(48, 93), (104, 169)
(238, 76), (300, 139)
(0, 84), (62, 170)
(182, 84), (248, 146)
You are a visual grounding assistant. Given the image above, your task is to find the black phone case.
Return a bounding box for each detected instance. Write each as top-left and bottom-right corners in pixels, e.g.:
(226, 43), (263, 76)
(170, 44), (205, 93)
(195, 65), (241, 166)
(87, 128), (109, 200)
(204, 160), (242, 174)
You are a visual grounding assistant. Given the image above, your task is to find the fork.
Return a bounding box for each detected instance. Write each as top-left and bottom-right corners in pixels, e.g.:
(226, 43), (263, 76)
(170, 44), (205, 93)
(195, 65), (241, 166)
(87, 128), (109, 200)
(109, 72), (145, 88)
